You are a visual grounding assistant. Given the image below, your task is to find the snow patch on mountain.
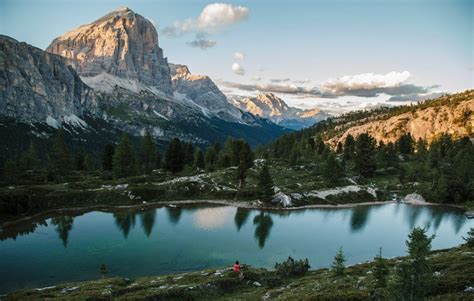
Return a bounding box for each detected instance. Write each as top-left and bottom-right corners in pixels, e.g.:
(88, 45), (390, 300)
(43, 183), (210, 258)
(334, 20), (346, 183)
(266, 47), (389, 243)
(81, 73), (172, 100)
(63, 114), (88, 129)
(46, 116), (60, 129)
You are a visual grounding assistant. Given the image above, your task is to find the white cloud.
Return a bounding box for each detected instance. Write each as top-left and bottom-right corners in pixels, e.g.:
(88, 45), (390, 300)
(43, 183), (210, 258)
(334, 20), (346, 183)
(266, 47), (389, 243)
(232, 63), (245, 76)
(163, 3), (249, 36)
(320, 71), (429, 97)
(234, 52), (246, 60)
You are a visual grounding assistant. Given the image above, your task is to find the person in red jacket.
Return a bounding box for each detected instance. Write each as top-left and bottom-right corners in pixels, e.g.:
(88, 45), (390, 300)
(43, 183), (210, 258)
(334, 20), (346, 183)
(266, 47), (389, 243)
(233, 260), (241, 273)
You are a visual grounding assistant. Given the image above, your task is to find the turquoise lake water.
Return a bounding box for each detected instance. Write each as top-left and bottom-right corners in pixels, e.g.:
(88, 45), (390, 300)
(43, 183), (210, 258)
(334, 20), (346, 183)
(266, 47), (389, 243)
(0, 203), (472, 293)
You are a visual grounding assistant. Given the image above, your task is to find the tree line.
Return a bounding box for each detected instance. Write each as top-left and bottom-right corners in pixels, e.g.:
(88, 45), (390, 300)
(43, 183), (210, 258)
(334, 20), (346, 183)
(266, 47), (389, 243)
(0, 129), (256, 183)
(268, 129), (474, 205)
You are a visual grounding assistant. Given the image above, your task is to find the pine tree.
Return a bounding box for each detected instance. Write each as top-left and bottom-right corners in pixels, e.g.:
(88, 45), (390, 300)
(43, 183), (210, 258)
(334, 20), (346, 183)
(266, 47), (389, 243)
(219, 153), (231, 168)
(155, 151), (162, 169)
(213, 142), (221, 155)
(354, 133), (376, 178)
(391, 227), (435, 300)
(289, 148), (298, 166)
(257, 163), (274, 204)
(113, 134), (136, 178)
(331, 246), (346, 277)
(102, 144), (114, 171)
(343, 134), (356, 161)
(416, 138), (428, 158)
(3, 159), (18, 184)
(164, 138), (184, 173)
(183, 143), (195, 167)
(236, 142), (253, 188)
(204, 145), (218, 171)
(84, 154), (95, 171)
(323, 153), (343, 184)
(75, 152), (85, 171)
(230, 138), (243, 166)
(397, 133), (415, 155)
(463, 228), (474, 248)
(19, 142), (38, 171)
(195, 149), (205, 169)
(48, 128), (71, 180)
(139, 131), (156, 175)
(314, 135), (326, 155)
(372, 247), (389, 289)
(385, 142), (399, 168)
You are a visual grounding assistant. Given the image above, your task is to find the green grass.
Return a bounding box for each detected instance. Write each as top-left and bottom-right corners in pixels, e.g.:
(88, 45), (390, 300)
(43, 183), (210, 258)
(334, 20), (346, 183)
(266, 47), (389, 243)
(5, 244), (474, 300)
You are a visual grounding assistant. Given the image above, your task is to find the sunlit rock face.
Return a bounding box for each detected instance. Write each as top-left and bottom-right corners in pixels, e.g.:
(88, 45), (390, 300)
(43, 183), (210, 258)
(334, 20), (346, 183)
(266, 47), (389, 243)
(46, 7), (173, 97)
(233, 93), (329, 129)
(326, 91), (474, 146)
(0, 35), (97, 122)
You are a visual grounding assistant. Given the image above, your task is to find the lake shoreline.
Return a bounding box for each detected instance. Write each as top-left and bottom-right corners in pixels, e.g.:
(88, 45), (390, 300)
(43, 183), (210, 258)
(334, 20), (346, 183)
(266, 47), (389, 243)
(3, 244), (473, 300)
(0, 197), (468, 230)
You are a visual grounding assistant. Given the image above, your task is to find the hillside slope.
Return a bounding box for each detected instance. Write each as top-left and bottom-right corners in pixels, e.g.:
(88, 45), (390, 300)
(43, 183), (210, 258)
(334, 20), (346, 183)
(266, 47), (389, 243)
(323, 90), (473, 146)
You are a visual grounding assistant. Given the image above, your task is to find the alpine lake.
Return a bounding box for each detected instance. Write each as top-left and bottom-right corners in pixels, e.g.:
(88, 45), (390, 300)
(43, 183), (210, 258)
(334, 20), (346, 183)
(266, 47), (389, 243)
(0, 202), (472, 294)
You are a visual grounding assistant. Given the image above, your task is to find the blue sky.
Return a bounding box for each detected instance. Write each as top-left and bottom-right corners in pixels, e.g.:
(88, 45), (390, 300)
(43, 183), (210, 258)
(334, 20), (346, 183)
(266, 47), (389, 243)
(1, 0), (472, 112)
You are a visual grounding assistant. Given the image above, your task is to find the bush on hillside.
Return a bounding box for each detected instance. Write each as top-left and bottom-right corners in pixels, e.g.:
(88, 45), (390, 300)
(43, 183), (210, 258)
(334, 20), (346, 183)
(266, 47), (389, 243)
(275, 256), (310, 277)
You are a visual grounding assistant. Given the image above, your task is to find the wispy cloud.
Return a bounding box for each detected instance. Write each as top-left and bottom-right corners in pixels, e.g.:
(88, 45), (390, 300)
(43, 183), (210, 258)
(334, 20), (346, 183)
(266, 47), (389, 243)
(320, 71), (433, 98)
(232, 63), (245, 76)
(293, 79), (311, 84)
(234, 52), (246, 60)
(270, 78), (290, 83)
(162, 3), (249, 36)
(187, 37), (217, 49)
(220, 81), (319, 95)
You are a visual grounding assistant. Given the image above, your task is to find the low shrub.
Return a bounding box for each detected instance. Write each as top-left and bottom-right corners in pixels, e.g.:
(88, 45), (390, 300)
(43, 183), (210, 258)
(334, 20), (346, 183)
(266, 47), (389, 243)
(275, 256), (310, 277)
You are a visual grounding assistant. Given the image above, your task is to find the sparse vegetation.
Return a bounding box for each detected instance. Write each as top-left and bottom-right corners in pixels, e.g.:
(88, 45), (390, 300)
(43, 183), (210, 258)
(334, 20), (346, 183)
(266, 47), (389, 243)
(4, 234), (474, 300)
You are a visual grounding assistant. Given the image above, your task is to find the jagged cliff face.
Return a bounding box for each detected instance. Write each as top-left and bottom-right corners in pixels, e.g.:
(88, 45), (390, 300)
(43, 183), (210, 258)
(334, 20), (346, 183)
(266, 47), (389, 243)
(0, 35), (97, 123)
(46, 7), (173, 97)
(326, 91), (474, 146)
(169, 63), (243, 121)
(233, 93), (329, 129)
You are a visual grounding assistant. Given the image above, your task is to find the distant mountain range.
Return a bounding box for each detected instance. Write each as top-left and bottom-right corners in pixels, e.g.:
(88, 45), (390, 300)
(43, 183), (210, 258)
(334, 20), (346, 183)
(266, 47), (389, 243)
(232, 93), (329, 130)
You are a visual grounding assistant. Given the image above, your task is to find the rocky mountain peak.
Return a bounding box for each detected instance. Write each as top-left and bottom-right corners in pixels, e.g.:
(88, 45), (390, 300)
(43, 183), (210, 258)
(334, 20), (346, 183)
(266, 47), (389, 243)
(169, 64), (191, 79)
(254, 93), (291, 113)
(236, 93), (293, 119)
(46, 7), (173, 96)
(233, 93), (328, 129)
